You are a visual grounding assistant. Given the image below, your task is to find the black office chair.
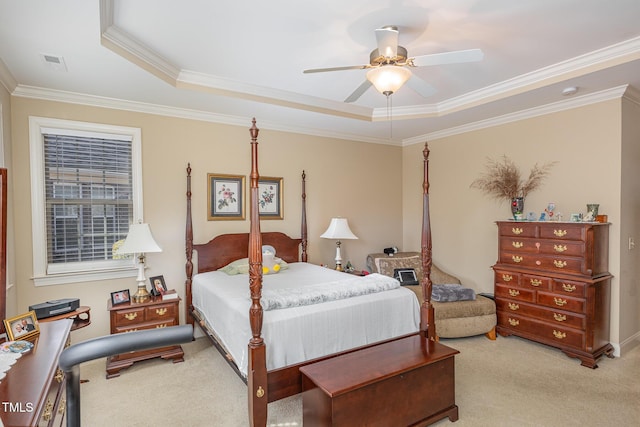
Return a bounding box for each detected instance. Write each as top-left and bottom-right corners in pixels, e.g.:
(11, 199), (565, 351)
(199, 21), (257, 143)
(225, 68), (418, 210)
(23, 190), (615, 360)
(58, 325), (193, 427)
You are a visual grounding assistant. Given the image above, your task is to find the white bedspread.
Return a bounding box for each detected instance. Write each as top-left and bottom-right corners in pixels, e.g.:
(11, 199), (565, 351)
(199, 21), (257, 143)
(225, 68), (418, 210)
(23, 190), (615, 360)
(192, 263), (420, 377)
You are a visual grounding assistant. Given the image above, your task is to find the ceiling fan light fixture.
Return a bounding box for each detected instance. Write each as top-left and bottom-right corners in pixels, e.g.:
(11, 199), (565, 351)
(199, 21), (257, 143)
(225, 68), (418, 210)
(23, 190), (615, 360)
(366, 66), (412, 96)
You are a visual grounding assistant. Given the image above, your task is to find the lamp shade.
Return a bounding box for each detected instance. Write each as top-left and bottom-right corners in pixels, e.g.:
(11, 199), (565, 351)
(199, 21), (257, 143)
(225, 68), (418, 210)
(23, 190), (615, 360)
(320, 218), (358, 240)
(366, 65), (412, 95)
(118, 223), (162, 254)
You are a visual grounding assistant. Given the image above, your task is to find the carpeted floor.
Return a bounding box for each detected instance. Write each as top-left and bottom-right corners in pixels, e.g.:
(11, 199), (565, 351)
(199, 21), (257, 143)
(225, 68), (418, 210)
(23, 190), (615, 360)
(79, 334), (640, 426)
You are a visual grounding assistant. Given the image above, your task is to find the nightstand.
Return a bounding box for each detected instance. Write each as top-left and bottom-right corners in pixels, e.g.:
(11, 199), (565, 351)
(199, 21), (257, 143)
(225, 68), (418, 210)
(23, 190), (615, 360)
(106, 296), (184, 378)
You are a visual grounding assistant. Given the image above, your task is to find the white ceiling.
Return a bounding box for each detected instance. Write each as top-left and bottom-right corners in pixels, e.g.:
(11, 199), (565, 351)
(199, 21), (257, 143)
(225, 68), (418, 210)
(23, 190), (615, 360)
(1, 0), (640, 145)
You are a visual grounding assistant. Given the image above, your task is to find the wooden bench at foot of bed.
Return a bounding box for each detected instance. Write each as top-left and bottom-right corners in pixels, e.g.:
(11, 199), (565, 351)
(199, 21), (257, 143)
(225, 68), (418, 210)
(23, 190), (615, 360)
(300, 333), (460, 427)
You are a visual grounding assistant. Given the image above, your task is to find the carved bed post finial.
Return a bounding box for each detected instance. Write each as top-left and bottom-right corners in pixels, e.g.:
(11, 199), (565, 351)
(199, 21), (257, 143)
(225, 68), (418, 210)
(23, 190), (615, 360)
(185, 163), (194, 325)
(301, 170), (308, 262)
(420, 142), (436, 342)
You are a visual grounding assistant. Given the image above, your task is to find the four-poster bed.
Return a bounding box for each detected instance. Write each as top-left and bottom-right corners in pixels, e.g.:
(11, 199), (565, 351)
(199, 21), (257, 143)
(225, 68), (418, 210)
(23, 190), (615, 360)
(185, 119), (457, 426)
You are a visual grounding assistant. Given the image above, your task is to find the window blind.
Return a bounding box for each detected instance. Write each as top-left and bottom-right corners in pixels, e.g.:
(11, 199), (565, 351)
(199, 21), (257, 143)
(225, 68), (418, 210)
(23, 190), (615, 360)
(43, 133), (133, 264)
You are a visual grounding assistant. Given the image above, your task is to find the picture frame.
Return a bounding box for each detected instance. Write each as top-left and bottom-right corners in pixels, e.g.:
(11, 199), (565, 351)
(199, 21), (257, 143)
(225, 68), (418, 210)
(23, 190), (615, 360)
(110, 289), (131, 306)
(149, 275), (167, 296)
(258, 177), (284, 220)
(4, 310), (40, 341)
(208, 173), (246, 220)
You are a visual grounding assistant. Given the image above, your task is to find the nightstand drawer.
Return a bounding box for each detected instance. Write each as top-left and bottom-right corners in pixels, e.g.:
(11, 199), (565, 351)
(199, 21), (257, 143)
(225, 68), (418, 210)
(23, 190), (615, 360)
(114, 318), (178, 334)
(112, 307), (146, 327)
(146, 303), (177, 321)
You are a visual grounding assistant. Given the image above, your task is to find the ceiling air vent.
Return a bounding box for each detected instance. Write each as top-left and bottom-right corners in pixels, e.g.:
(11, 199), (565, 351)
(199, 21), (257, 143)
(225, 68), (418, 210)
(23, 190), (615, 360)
(40, 53), (67, 71)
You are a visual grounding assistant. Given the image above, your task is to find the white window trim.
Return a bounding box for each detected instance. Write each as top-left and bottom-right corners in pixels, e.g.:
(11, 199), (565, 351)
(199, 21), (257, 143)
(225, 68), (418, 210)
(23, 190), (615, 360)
(29, 116), (143, 286)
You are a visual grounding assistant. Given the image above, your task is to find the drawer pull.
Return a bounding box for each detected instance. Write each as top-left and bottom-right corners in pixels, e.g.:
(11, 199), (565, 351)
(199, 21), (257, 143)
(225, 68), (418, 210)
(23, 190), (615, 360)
(530, 279), (542, 287)
(553, 260), (567, 268)
(554, 297), (568, 306)
(553, 330), (566, 339)
(156, 324), (168, 328)
(156, 308), (168, 316)
(125, 328), (138, 333)
(508, 318), (520, 326)
(508, 302), (519, 311)
(554, 229), (568, 237)
(553, 313), (567, 322)
(502, 274), (513, 282)
(55, 368), (64, 383)
(512, 255), (523, 263)
(554, 244), (568, 253)
(42, 399), (53, 421)
(58, 397), (66, 415)
(512, 227), (523, 235)
(512, 241), (523, 248)
(509, 289), (520, 297)
(124, 312), (138, 321)
(257, 386), (265, 398)
(562, 283), (577, 292)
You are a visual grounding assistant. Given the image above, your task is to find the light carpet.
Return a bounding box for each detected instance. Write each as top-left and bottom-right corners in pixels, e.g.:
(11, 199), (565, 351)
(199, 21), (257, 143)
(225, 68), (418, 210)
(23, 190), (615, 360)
(79, 335), (640, 426)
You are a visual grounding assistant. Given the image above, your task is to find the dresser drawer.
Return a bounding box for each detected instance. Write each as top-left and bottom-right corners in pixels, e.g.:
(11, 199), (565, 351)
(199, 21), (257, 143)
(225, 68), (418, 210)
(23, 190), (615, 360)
(498, 223), (537, 237)
(113, 318), (178, 334)
(112, 306), (146, 327)
(552, 279), (587, 297)
(496, 299), (585, 330)
(495, 284), (535, 302)
(494, 270), (521, 286)
(537, 240), (585, 256)
(497, 312), (585, 349)
(499, 252), (584, 275)
(539, 225), (585, 241)
(521, 274), (551, 290)
(537, 291), (585, 314)
(146, 303), (177, 321)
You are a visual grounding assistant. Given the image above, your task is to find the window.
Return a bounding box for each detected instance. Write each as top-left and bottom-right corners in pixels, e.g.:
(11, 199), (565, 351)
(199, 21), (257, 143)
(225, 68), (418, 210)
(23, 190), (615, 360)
(30, 117), (143, 285)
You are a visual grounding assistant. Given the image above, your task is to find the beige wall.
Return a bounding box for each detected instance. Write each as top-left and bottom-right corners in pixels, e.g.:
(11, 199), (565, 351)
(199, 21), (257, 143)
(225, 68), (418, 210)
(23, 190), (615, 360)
(402, 99), (640, 353)
(10, 97), (403, 343)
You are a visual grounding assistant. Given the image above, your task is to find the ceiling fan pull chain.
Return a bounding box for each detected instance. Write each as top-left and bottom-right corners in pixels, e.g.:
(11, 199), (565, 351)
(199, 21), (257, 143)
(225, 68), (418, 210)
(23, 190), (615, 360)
(387, 94), (393, 140)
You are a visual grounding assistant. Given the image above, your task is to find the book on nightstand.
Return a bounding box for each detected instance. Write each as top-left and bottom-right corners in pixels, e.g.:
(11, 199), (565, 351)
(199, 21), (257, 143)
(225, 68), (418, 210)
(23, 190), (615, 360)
(161, 289), (178, 300)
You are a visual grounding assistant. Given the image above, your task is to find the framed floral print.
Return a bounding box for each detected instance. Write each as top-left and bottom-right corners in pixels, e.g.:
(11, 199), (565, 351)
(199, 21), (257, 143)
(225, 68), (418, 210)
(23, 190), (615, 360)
(258, 177), (283, 220)
(208, 174), (246, 220)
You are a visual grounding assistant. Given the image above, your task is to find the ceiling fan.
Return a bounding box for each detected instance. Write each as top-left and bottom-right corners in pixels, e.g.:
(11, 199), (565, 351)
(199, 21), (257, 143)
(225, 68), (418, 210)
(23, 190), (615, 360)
(303, 26), (484, 103)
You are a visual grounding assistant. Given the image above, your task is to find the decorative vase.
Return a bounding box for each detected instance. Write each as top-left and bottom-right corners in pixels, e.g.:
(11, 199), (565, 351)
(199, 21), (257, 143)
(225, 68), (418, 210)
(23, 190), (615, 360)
(511, 197), (524, 219)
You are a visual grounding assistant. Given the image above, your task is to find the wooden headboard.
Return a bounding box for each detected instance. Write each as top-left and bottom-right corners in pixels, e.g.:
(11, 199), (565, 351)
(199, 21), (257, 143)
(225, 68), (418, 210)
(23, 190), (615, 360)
(194, 232), (302, 273)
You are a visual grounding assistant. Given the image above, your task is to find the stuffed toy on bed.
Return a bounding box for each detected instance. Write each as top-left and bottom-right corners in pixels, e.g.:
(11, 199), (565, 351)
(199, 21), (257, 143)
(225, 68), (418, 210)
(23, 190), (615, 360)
(262, 250), (282, 275)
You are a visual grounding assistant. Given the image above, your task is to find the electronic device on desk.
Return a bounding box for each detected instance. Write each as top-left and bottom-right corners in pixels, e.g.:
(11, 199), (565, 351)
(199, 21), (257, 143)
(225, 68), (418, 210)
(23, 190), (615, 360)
(29, 298), (80, 319)
(393, 268), (419, 286)
(383, 247), (398, 256)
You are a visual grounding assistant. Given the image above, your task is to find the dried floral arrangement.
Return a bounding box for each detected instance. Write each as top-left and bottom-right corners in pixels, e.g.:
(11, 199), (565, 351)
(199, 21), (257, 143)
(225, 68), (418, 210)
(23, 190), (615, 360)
(470, 156), (556, 201)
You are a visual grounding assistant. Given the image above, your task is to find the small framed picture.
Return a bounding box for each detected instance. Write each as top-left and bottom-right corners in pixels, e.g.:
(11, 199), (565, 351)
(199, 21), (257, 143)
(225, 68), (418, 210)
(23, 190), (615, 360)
(258, 177), (284, 220)
(208, 173), (246, 221)
(4, 310), (40, 341)
(149, 275), (167, 296)
(111, 289), (131, 306)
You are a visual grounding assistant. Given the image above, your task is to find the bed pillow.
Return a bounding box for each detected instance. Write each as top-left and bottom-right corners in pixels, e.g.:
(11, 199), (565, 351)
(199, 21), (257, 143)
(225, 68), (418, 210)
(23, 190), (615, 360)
(218, 257), (288, 275)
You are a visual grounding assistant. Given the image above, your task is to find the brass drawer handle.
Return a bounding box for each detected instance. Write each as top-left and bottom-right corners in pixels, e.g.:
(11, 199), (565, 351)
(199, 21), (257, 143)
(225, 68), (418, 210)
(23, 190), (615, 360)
(42, 399), (53, 421)
(554, 297), (568, 306)
(512, 241), (523, 248)
(508, 318), (519, 326)
(554, 244), (567, 252)
(502, 274), (513, 282)
(553, 260), (567, 268)
(156, 324), (168, 328)
(155, 308), (168, 316)
(553, 313), (567, 322)
(509, 289), (520, 297)
(508, 302), (519, 311)
(58, 398), (66, 415)
(554, 229), (568, 237)
(512, 227), (523, 235)
(512, 255), (523, 263)
(562, 283), (577, 292)
(530, 279), (542, 287)
(55, 368), (64, 383)
(124, 312), (138, 321)
(125, 328), (138, 333)
(553, 330), (566, 339)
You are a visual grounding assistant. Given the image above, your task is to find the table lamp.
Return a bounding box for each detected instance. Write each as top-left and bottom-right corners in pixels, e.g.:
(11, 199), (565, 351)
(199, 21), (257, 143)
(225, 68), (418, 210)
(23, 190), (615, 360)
(118, 222), (162, 303)
(320, 217), (358, 271)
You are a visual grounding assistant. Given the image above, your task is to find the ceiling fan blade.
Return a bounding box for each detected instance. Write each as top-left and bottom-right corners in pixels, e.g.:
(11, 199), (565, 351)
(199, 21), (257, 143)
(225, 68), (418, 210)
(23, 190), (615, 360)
(405, 75), (437, 98)
(344, 80), (373, 103)
(411, 48), (484, 67)
(375, 27), (398, 58)
(303, 64), (369, 74)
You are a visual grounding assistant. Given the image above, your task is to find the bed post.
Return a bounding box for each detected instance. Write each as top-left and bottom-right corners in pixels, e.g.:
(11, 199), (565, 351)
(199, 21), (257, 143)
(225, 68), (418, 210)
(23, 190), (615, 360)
(301, 170), (308, 262)
(247, 119), (267, 427)
(185, 163), (194, 326)
(420, 142), (436, 341)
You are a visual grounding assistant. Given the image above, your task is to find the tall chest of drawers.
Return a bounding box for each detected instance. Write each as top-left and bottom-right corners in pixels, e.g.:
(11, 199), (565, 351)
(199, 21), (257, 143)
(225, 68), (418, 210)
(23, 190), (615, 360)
(493, 221), (614, 368)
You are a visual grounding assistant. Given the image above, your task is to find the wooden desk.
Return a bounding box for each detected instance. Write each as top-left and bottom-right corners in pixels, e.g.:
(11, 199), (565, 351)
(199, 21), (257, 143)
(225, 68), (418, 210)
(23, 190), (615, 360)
(0, 320), (72, 427)
(38, 306), (91, 331)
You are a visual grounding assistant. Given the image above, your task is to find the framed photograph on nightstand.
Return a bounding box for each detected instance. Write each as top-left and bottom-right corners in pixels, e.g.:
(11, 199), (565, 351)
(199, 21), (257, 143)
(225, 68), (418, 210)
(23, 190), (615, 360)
(110, 289), (130, 306)
(149, 275), (167, 296)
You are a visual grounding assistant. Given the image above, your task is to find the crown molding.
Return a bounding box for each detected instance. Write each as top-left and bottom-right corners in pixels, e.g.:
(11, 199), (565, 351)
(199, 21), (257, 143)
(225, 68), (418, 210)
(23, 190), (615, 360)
(403, 85), (629, 146)
(0, 58), (17, 93)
